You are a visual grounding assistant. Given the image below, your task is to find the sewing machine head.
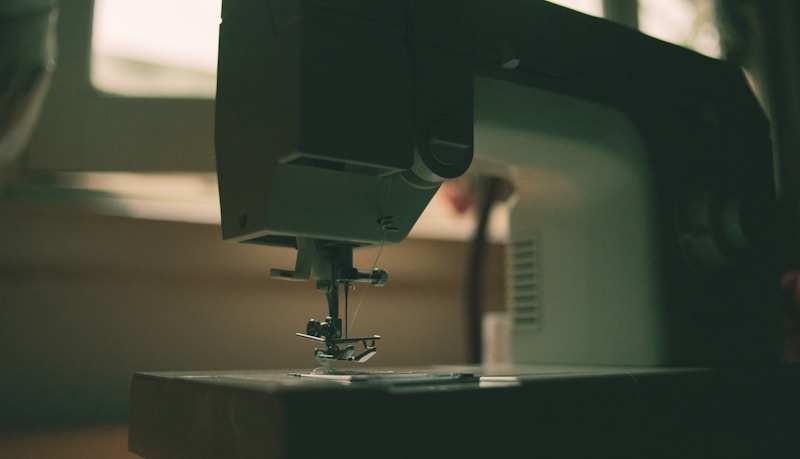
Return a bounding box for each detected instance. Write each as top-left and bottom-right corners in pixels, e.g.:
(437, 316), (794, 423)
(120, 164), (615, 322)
(215, 0), (780, 367)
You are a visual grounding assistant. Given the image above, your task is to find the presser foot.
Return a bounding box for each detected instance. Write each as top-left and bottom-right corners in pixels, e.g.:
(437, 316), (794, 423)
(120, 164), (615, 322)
(296, 332), (381, 365)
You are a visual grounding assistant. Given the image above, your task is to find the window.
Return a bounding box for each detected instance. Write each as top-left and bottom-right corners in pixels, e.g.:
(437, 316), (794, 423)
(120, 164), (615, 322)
(638, 0), (720, 57)
(91, 0), (220, 97)
(547, 0), (604, 18)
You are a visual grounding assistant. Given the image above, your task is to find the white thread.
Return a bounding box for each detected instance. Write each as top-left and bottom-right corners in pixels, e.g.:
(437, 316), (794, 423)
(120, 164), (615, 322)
(348, 234), (385, 334)
(349, 176), (393, 334)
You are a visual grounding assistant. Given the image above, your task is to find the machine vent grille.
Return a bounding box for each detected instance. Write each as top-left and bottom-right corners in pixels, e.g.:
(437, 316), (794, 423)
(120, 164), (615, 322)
(506, 231), (541, 330)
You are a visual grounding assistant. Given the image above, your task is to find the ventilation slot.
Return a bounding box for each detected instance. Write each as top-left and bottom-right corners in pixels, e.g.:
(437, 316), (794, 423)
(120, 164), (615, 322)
(506, 232), (541, 330)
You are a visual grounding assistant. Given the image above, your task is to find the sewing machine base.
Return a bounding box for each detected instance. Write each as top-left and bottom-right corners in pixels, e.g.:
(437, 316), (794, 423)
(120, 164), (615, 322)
(128, 364), (800, 458)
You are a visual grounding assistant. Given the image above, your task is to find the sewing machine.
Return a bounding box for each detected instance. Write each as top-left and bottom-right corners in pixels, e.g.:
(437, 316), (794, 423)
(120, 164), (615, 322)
(211, 0), (778, 367)
(129, 1), (792, 457)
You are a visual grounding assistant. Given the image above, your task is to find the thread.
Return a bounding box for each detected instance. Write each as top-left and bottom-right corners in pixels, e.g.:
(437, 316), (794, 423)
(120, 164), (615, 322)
(348, 176), (394, 335)
(348, 232), (387, 335)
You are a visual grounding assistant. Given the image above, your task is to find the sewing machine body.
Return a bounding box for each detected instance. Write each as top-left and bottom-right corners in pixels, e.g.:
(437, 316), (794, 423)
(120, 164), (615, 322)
(215, 0), (780, 366)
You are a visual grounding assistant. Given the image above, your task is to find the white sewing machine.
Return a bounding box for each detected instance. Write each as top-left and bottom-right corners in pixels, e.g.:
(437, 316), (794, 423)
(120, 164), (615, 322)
(129, 1), (789, 457)
(212, 0), (778, 367)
